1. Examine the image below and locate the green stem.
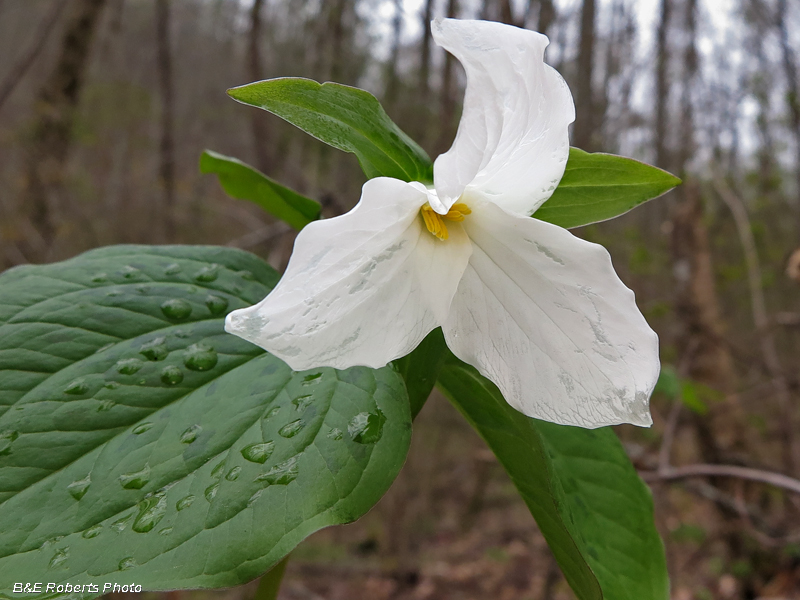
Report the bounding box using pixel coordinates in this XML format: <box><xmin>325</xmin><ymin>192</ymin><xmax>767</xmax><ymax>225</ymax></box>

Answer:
<box><xmin>253</xmin><ymin>555</ymin><xmax>289</xmax><ymax>600</ymax></box>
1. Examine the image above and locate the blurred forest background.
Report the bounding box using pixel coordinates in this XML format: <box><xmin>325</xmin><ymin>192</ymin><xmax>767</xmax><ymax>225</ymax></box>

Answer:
<box><xmin>2</xmin><ymin>0</ymin><xmax>800</xmax><ymax>598</ymax></box>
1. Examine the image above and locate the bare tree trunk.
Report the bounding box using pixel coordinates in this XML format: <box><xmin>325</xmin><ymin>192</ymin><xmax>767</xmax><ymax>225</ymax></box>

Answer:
<box><xmin>21</xmin><ymin>0</ymin><xmax>107</xmax><ymax>261</ymax></box>
<box><xmin>676</xmin><ymin>0</ymin><xmax>698</xmax><ymax>172</ymax></box>
<box><xmin>673</xmin><ymin>0</ymin><xmax>741</xmax><ymax>452</ymax></box>
<box><xmin>155</xmin><ymin>0</ymin><xmax>175</xmax><ymax>242</ymax></box>
<box><xmin>0</xmin><ymin>0</ymin><xmax>68</xmax><ymax>112</ymax></box>
<box><xmin>597</xmin><ymin>0</ymin><xmax>625</xmax><ymax>148</ymax></box>
<box><xmin>777</xmin><ymin>0</ymin><xmax>800</xmax><ymax>238</ymax></box>
<box><xmin>327</xmin><ymin>0</ymin><xmax>347</xmax><ymax>82</ymax></box>
<box><xmin>248</xmin><ymin>0</ymin><xmax>271</xmax><ymax>173</ymax></box>
<box><xmin>384</xmin><ymin>0</ymin><xmax>403</xmax><ymax>108</ymax></box>
<box><xmin>573</xmin><ymin>0</ymin><xmax>596</xmax><ymax>150</ymax></box>
<box><xmin>498</xmin><ymin>0</ymin><xmax>514</xmax><ymax>25</ymax></box>
<box><xmin>419</xmin><ymin>0</ymin><xmax>434</xmax><ymax>102</ymax></box>
<box><xmin>538</xmin><ymin>0</ymin><xmax>555</xmax><ymax>37</ymax></box>
<box><xmin>436</xmin><ymin>0</ymin><xmax>459</xmax><ymax>156</ymax></box>
<box><xmin>671</xmin><ymin>183</ymin><xmax>743</xmax><ymax>457</ymax></box>
<box><xmin>654</xmin><ymin>0</ymin><xmax>672</xmax><ymax>170</ymax></box>
<box><xmin>749</xmin><ymin>2</ymin><xmax>776</xmax><ymax>198</ymax></box>
<box><xmin>524</xmin><ymin>0</ymin><xmax>555</xmax><ymax>36</ymax></box>
<box><xmin>713</xmin><ymin>177</ymin><xmax>796</xmax><ymax>473</ymax></box>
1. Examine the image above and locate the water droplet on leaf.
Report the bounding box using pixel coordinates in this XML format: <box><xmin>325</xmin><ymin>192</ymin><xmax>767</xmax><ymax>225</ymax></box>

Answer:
<box><xmin>161</xmin><ymin>365</ymin><xmax>184</xmax><ymax>385</ymax></box>
<box><xmin>82</xmin><ymin>524</ymin><xmax>103</xmax><ymax>539</ymax></box>
<box><xmin>111</xmin><ymin>514</ymin><xmax>132</xmax><ymax>533</ymax></box>
<box><xmin>204</xmin><ymin>483</ymin><xmax>219</xmax><ymax>502</ymax></box>
<box><xmin>140</xmin><ymin>337</ymin><xmax>168</xmax><ymax>361</ymax></box>
<box><xmin>238</xmin><ymin>270</ymin><xmax>256</xmax><ymax>281</ymax></box>
<box><xmin>194</xmin><ymin>265</ymin><xmax>220</xmax><ymax>282</ymax></box>
<box><xmin>97</xmin><ymin>399</ymin><xmax>115</xmax><ymax>412</ymax></box>
<box><xmin>348</xmin><ymin>410</ymin><xmax>386</xmax><ymax>444</ymax></box>
<box><xmin>241</xmin><ymin>442</ymin><xmax>274</xmax><ymax>464</ymax></box>
<box><xmin>292</xmin><ymin>395</ymin><xmax>314</xmax><ymax>412</ymax></box>
<box><xmin>264</xmin><ymin>406</ymin><xmax>281</xmax><ymax>420</ymax></box>
<box><xmin>205</xmin><ymin>294</ymin><xmax>229</xmax><ymax>315</ymax></box>
<box><xmin>119</xmin><ymin>265</ymin><xmax>141</xmax><ymax>279</ymax></box>
<box><xmin>211</xmin><ymin>461</ymin><xmax>225</xmax><ymax>479</ymax></box>
<box><xmin>0</xmin><ymin>430</ymin><xmax>19</xmax><ymax>455</ymax></box>
<box><xmin>132</xmin><ymin>422</ymin><xmax>154</xmax><ymax>435</ymax></box>
<box><xmin>91</xmin><ymin>273</ymin><xmax>107</xmax><ymax>283</ymax></box>
<box><xmin>160</xmin><ymin>298</ymin><xmax>192</xmax><ymax>320</ymax></box>
<box><xmin>67</xmin><ymin>474</ymin><xmax>91</xmax><ymax>500</ymax></box>
<box><xmin>63</xmin><ymin>378</ymin><xmax>90</xmax><ymax>395</ymax></box>
<box><xmin>278</xmin><ymin>419</ymin><xmax>305</xmax><ymax>438</ymax></box>
<box><xmin>49</xmin><ymin>548</ymin><xmax>69</xmax><ymax>569</ymax></box>
<box><xmin>159</xmin><ymin>527</ymin><xmax>173</xmax><ymax>536</ymax></box>
<box><xmin>183</xmin><ymin>343</ymin><xmax>218</xmax><ymax>371</ymax></box>
<box><xmin>327</xmin><ymin>428</ymin><xmax>343</xmax><ymax>441</ymax></box>
<box><xmin>40</xmin><ymin>535</ymin><xmax>64</xmax><ymax>550</ymax></box>
<box><xmin>225</xmin><ymin>466</ymin><xmax>241</xmax><ymax>481</ymax></box>
<box><xmin>119</xmin><ymin>464</ymin><xmax>150</xmax><ymax>489</ymax></box>
<box><xmin>176</xmin><ymin>495</ymin><xmax>195</xmax><ymax>511</ymax></box>
<box><xmin>132</xmin><ymin>493</ymin><xmax>167</xmax><ymax>533</ymax></box>
<box><xmin>119</xmin><ymin>556</ymin><xmax>137</xmax><ymax>571</ymax></box>
<box><xmin>116</xmin><ymin>358</ymin><xmax>143</xmax><ymax>375</ymax></box>
<box><xmin>180</xmin><ymin>424</ymin><xmax>201</xmax><ymax>444</ymax></box>
<box><xmin>256</xmin><ymin>456</ymin><xmax>299</xmax><ymax>486</ymax></box>
<box><xmin>104</xmin><ymin>381</ymin><xmax>120</xmax><ymax>390</ymax></box>
<box><xmin>163</xmin><ymin>263</ymin><xmax>182</xmax><ymax>275</ymax></box>
<box><xmin>301</xmin><ymin>372</ymin><xmax>323</xmax><ymax>386</ymax></box>
<box><xmin>247</xmin><ymin>489</ymin><xmax>262</xmax><ymax>507</ymax></box>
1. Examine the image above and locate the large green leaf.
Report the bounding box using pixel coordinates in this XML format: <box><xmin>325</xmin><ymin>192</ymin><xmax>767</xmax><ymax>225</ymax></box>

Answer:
<box><xmin>227</xmin><ymin>78</ymin><xmax>433</xmax><ymax>183</ymax></box>
<box><xmin>200</xmin><ymin>150</ymin><xmax>321</xmax><ymax>230</ymax></box>
<box><xmin>0</xmin><ymin>246</ymin><xmax>411</xmax><ymax>594</ymax></box>
<box><xmin>437</xmin><ymin>356</ymin><xmax>669</xmax><ymax>600</ymax></box>
<box><xmin>534</xmin><ymin>148</ymin><xmax>680</xmax><ymax>229</ymax></box>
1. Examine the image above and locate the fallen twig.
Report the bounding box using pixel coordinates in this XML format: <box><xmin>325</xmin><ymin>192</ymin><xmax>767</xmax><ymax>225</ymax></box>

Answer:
<box><xmin>641</xmin><ymin>464</ymin><xmax>800</xmax><ymax>495</ymax></box>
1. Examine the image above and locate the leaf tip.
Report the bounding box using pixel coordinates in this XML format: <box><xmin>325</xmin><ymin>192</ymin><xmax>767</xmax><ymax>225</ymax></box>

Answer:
<box><xmin>226</xmin><ymin>85</ymin><xmax>247</xmax><ymax>103</ymax></box>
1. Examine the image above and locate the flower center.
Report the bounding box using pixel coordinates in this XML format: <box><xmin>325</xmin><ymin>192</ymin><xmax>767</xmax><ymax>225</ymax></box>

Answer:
<box><xmin>420</xmin><ymin>202</ymin><xmax>471</xmax><ymax>241</ymax></box>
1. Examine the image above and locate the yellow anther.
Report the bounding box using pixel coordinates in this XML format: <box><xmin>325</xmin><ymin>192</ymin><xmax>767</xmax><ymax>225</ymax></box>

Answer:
<box><xmin>443</xmin><ymin>203</ymin><xmax>472</xmax><ymax>222</ymax></box>
<box><xmin>420</xmin><ymin>202</ymin><xmax>471</xmax><ymax>241</ymax></box>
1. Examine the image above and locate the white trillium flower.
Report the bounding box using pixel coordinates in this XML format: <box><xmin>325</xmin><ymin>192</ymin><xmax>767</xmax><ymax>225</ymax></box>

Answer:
<box><xmin>226</xmin><ymin>18</ymin><xmax>659</xmax><ymax>429</ymax></box>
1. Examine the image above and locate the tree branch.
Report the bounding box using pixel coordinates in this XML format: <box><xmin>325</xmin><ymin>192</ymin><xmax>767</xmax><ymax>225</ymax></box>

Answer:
<box><xmin>641</xmin><ymin>464</ymin><xmax>800</xmax><ymax>495</ymax></box>
<box><xmin>0</xmin><ymin>0</ymin><xmax>68</xmax><ymax>111</ymax></box>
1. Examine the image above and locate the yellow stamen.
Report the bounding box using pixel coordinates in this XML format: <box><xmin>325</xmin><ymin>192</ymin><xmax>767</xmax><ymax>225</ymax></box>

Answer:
<box><xmin>420</xmin><ymin>202</ymin><xmax>471</xmax><ymax>240</ymax></box>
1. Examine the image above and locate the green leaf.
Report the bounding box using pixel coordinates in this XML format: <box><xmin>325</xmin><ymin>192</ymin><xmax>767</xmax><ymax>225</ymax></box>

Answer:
<box><xmin>0</xmin><ymin>246</ymin><xmax>411</xmax><ymax>594</ymax></box>
<box><xmin>534</xmin><ymin>148</ymin><xmax>681</xmax><ymax>229</ymax></box>
<box><xmin>200</xmin><ymin>150</ymin><xmax>320</xmax><ymax>230</ymax></box>
<box><xmin>227</xmin><ymin>78</ymin><xmax>433</xmax><ymax>182</ymax></box>
<box><xmin>437</xmin><ymin>356</ymin><xmax>669</xmax><ymax>600</ymax></box>
<box><xmin>392</xmin><ymin>328</ymin><xmax>447</xmax><ymax>420</ymax></box>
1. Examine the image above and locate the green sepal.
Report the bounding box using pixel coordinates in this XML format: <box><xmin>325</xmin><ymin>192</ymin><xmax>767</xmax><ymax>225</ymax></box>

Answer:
<box><xmin>534</xmin><ymin>148</ymin><xmax>681</xmax><ymax>229</ymax></box>
<box><xmin>200</xmin><ymin>150</ymin><xmax>321</xmax><ymax>230</ymax></box>
<box><xmin>227</xmin><ymin>78</ymin><xmax>433</xmax><ymax>183</ymax></box>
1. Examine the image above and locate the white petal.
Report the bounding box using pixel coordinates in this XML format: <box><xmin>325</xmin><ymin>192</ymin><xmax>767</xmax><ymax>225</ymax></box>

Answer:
<box><xmin>431</xmin><ymin>19</ymin><xmax>575</xmax><ymax>216</ymax></box>
<box><xmin>442</xmin><ymin>201</ymin><xmax>659</xmax><ymax>428</ymax></box>
<box><xmin>225</xmin><ymin>178</ymin><xmax>472</xmax><ymax>371</ymax></box>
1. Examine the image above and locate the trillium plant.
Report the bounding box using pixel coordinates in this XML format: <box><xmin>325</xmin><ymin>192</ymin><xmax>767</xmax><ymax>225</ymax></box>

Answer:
<box><xmin>0</xmin><ymin>19</ymin><xmax>679</xmax><ymax>600</ymax></box>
